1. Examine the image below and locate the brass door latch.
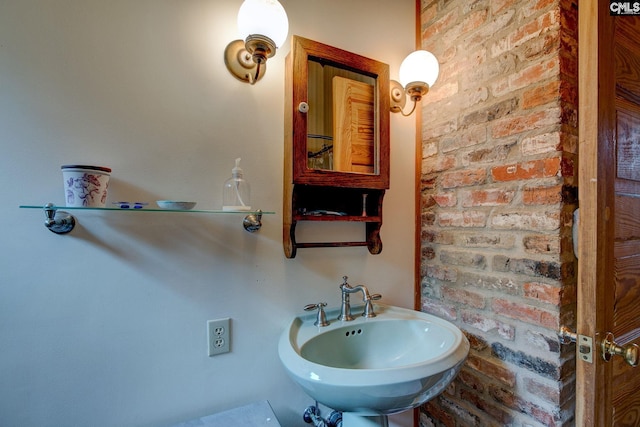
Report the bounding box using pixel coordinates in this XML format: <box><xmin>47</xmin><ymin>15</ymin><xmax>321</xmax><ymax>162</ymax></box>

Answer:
<box><xmin>559</xmin><ymin>326</ymin><xmax>639</xmax><ymax>367</ymax></box>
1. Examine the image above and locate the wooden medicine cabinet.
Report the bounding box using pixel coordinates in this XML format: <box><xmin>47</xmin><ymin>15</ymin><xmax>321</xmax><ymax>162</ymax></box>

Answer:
<box><xmin>283</xmin><ymin>35</ymin><xmax>390</xmax><ymax>258</ymax></box>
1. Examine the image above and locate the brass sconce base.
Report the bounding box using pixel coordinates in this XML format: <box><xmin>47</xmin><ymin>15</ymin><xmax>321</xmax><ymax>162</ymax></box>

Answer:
<box><xmin>390</xmin><ymin>80</ymin><xmax>407</xmax><ymax>113</ymax></box>
<box><xmin>224</xmin><ymin>39</ymin><xmax>267</xmax><ymax>84</ymax></box>
<box><xmin>390</xmin><ymin>80</ymin><xmax>429</xmax><ymax>116</ymax></box>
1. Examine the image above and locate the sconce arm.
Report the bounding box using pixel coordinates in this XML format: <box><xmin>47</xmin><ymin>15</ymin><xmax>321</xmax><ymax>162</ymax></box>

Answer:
<box><xmin>390</xmin><ymin>79</ymin><xmax>429</xmax><ymax>116</ymax></box>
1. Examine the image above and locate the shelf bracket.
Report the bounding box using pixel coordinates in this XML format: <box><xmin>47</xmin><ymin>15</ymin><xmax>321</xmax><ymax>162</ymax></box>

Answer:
<box><xmin>43</xmin><ymin>203</ymin><xmax>76</xmax><ymax>234</ymax></box>
<box><xmin>242</xmin><ymin>209</ymin><xmax>263</xmax><ymax>233</ymax></box>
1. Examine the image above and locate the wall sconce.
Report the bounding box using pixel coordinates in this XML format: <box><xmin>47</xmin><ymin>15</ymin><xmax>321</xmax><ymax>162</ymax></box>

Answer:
<box><xmin>390</xmin><ymin>50</ymin><xmax>439</xmax><ymax>116</ymax></box>
<box><xmin>224</xmin><ymin>0</ymin><xmax>289</xmax><ymax>84</ymax></box>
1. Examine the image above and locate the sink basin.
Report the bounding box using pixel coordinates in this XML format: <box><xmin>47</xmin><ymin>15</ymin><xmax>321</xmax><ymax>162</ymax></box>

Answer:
<box><xmin>278</xmin><ymin>304</ymin><xmax>469</xmax><ymax>417</ymax></box>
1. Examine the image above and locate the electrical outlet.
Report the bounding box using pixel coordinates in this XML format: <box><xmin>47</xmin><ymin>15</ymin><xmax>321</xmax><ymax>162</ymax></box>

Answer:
<box><xmin>207</xmin><ymin>318</ymin><xmax>231</xmax><ymax>356</ymax></box>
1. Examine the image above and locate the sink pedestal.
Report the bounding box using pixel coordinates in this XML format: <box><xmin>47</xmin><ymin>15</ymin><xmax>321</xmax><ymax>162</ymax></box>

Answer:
<box><xmin>342</xmin><ymin>413</ymin><xmax>388</xmax><ymax>427</ymax></box>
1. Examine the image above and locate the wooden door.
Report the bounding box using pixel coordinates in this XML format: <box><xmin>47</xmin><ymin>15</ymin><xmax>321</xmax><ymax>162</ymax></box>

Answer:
<box><xmin>577</xmin><ymin>3</ymin><xmax>640</xmax><ymax>425</ymax></box>
<box><xmin>333</xmin><ymin>76</ymin><xmax>375</xmax><ymax>174</ymax></box>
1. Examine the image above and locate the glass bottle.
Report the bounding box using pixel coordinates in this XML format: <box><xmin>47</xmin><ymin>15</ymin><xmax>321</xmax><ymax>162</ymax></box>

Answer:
<box><xmin>222</xmin><ymin>158</ymin><xmax>251</xmax><ymax>211</ymax></box>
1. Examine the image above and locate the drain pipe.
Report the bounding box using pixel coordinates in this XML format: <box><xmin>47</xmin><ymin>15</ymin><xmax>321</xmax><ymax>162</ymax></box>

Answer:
<box><xmin>303</xmin><ymin>404</ymin><xmax>342</xmax><ymax>427</ymax></box>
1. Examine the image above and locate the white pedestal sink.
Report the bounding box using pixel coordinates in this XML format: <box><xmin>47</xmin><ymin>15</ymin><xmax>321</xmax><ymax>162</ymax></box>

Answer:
<box><xmin>278</xmin><ymin>304</ymin><xmax>469</xmax><ymax>427</ymax></box>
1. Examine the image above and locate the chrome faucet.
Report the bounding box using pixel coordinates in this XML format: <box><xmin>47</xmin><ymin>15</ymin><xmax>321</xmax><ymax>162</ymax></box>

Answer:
<box><xmin>337</xmin><ymin>276</ymin><xmax>381</xmax><ymax>321</ymax></box>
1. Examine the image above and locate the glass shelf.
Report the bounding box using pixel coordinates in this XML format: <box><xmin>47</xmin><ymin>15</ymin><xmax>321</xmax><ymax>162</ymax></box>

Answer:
<box><xmin>20</xmin><ymin>203</ymin><xmax>273</xmax><ymax>234</ymax></box>
<box><xmin>19</xmin><ymin>205</ymin><xmax>274</xmax><ymax>214</ymax></box>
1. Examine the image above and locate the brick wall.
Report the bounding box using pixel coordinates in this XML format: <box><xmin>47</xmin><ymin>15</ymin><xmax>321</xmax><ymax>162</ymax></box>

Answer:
<box><xmin>418</xmin><ymin>0</ymin><xmax>578</xmax><ymax>426</ymax></box>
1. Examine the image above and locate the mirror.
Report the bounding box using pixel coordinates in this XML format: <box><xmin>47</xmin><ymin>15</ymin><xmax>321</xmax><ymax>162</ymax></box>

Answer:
<box><xmin>285</xmin><ymin>35</ymin><xmax>390</xmax><ymax>189</ymax></box>
<box><xmin>307</xmin><ymin>59</ymin><xmax>377</xmax><ymax>174</ymax></box>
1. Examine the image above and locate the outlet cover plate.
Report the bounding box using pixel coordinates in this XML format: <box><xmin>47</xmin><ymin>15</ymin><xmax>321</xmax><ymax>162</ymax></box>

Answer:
<box><xmin>207</xmin><ymin>318</ymin><xmax>231</xmax><ymax>356</ymax></box>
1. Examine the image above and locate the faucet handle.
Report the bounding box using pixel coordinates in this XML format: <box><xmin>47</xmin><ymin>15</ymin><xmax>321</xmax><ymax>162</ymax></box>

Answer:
<box><xmin>362</xmin><ymin>294</ymin><xmax>382</xmax><ymax>318</ymax></box>
<box><xmin>304</xmin><ymin>302</ymin><xmax>329</xmax><ymax>327</ymax></box>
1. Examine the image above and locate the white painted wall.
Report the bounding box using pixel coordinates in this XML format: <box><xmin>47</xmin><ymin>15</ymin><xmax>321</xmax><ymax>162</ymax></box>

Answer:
<box><xmin>0</xmin><ymin>1</ymin><xmax>416</xmax><ymax>426</ymax></box>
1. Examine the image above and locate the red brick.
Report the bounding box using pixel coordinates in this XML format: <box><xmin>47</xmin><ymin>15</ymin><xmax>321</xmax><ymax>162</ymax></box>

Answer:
<box><xmin>525</xmin><ymin>375</ymin><xmax>576</xmax><ymax>406</ymax></box>
<box><xmin>465</xmin><ymin>331</ymin><xmax>489</xmax><ymax>351</ymax></box>
<box><xmin>523</xmin><ymin>282</ymin><xmax>563</xmax><ymax>305</ymax></box>
<box><xmin>561</xmin><ymin>155</ymin><xmax>575</xmax><ymax>177</ymax></box>
<box><xmin>423</xmin><ymin>155</ymin><xmax>456</xmax><ymax>174</ymax></box>
<box><xmin>422</xmin><ymin>119</ymin><xmax>456</xmax><ymax>140</ymax></box>
<box><xmin>422</xmin><ymin>298</ymin><xmax>457</xmax><ymax>320</ymax></box>
<box><xmin>442</xmin><ymin>125</ymin><xmax>487</xmax><ymax>152</ymax></box>
<box><xmin>425</xmin><ymin>81</ymin><xmax>459</xmax><ymax>103</ymax></box>
<box><xmin>442</xmin><ymin>286</ymin><xmax>486</xmax><ymax>308</ymax></box>
<box><xmin>422</xmin><ymin>246</ymin><xmax>436</xmax><ymax>260</ymax></box>
<box><xmin>422</xmin><ymin>194</ymin><xmax>437</xmax><ymax>209</ymax></box>
<box><xmin>525</xmin><ymin>329</ymin><xmax>561</xmax><ymax>352</ymax></box>
<box><xmin>559</xmin><ymin>132</ymin><xmax>578</xmax><ymax>154</ymax></box>
<box><xmin>523</xmin><ymin>235</ymin><xmax>561</xmax><ymax>254</ymax></box>
<box><xmin>489</xmin><ymin>385</ymin><xmax>563</xmax><ymax>427</ymax></box>
<box><xmin>422</xmin><ymin>400</ymin><xmax>455</xmax><ymax>427</ymax></box>
<box><xmin>510</xmin><ymin>58</ymin><xmax>559</xmax><ymax>90</ymax></box>
<box><xmin>461</xmin><ymin>188</ymin><xmax>515</xmax><ymax>207</ymax></box>
<box><xmin>490</xmin><ymin>210</ymin><xmax>560</xmax><ymax>231</ymax></box>
<box><xmin>457</xmin><ymin>368</ymin><xmax>486</xmax><ymax>393</ymax></box>
<box><xmin>466</xmin><ymin>354</ymin><xmax>516</xmax><ymax>387</ymax></box>
<box><xmin>461</xmin><ymin>310</ymin><xmax>515</xmax><ymax>340</ymax></box>
<box><xmin>492</xmin><ymin>0</ymin><xmax>517</xmax><ymax>14</ymax></box>
<box><xmin>421</xmin><ymin>210</ymin><xmax>435</xmax><ymax>226</ymax></box>
<box><xmin>523</xmin><ymin>80</ymin><xmax>560</xmax><ymax>109</ymax></box>
<box><xmin>439</xmin><ymin>210</ymin><xmax>487</xmax><ymax>227</ymax></box>
<box><xmin>462</xmin><ymin>233</ymin><xmax>516</xmax><ymax>249</ymax></box>
<box><xmin>441</xmin><ymin>168</ymin><xmax>487</xmax><ymax>188</ymax></box>
<box><xmin>464</xmin><ymin>143</ymin><xmax>513</xmax><ymax>164</ymax></box>
<box><xmin>460</xmin><ymin>389</ymin><xmax>514</xmax><ymax>425</ymax></box>
<box><xmin>523</xmin><ymin>184</ymin><xmax>563</xmax><ymax>205</ymax></box>
<box><xmin>491</xmin><ymin>108</ymin><xmax>560</xmax><ymax>138</ymax></box>
<box><xmin>440</xmin><ymin>250</ymin><xmax>487</xmax><ymax>269</ymax></box>
<box><xmin>422</xmin><ymin>9</ymin><xmax>459</xmax><ymax>47</ymax></box>
<box><xmin>432</xmin><ymin>192</ymin><xmax>457</xmax><ymax>207</ymax></box>
<box><xmin>425</xmin><ymin>265</ymin><xmax>458</xmax><ymax>282</ymax></box>
<box><xmin>462</xmin><ymin>9</ymin><xmax>489</xmax><ymax>34</ymax></box>
<box><xmin>491</xmin><ymin>157</ymin><xmax>561</xmax><ymax>181</ymax></box>
<box><xmin>511</xmin><ymin>10</ymin><xmax>560</xmax><ymax>49</ymax></box>
<box><xmin>492</xmin><ymin>298</ymin><xmax>559</xmax><ymax>329</ymax></box>
<box><xmin>524</xmin><ymin>377</ymin><xmax>561</xmax><ymax>405</ymax></box>
<box><xmin>421</xmin><ymin>229</ymin><xmax>455</xmax><ymax>245</ymax></box>
<box><xmin>420</xmin><ymin>1</ymin><xmax>437</xmax><ymax>25</ymax></box>
<box><xmin>521</xmin><ymin>132</ymin><xmax>562</xmax><ymax>155</ymax></box>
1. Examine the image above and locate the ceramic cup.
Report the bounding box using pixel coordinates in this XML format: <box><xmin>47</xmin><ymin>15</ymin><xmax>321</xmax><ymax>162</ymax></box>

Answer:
<box><xmin>61</xmin><ymin>165</ymin><xmax>112</xmax><ymax>207</ymax></box>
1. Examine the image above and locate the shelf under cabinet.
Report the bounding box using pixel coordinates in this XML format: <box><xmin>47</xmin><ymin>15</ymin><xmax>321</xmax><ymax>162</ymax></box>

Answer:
<box><xmin>284</xmin><ymin>186</ymin><xmax>384</xmax><ymax>258</ymax></box>
<box><xmin>293</xmin><ymin>214</ymin><xmax>382</xmax><ymax>222</ymax></box>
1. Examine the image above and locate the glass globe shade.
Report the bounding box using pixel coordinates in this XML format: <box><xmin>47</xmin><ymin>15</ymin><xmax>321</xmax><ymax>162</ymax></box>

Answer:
<box><xmin>237</xmin><ymin>0</ymin><xmax>289</xmax><ymax>48</ymax></box>
<box><xmin>398</xmin><ymin>50</ymin><xmax>440</xmax><ymax>88</ymax></box>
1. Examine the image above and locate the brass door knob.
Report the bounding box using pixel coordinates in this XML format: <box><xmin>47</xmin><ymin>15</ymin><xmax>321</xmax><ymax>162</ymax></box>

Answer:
<box><xmin>601</xmin><ymin>332</ymin><xmax>639</xmax><ymax>367</ymax></box>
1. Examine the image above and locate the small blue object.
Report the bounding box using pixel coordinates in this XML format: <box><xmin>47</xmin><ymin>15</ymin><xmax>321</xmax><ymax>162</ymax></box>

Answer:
<box><xmin>112</xmin><ymin>202</ymin><xmax>148</xmax><ymax>209</ymax></box>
